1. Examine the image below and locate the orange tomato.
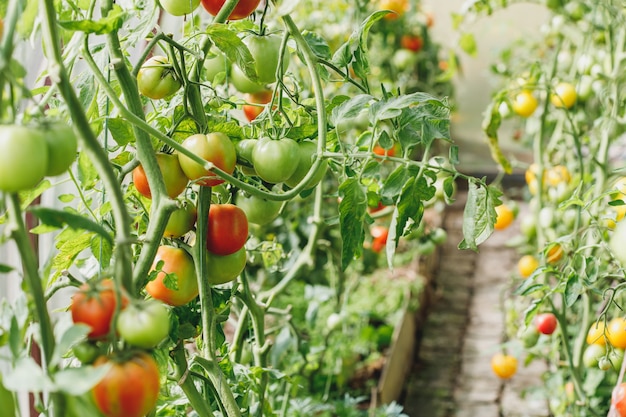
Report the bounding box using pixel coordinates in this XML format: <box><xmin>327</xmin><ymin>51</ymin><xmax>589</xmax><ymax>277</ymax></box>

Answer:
<box><xmin>491</xmin><ymin>353</ymin><xmax>517</xmax><ymax>379</ymax></box>
<box><xmin>494</xmin><ymin>204</ymin><xmax>515</xmax><ymax>230</ymax></box>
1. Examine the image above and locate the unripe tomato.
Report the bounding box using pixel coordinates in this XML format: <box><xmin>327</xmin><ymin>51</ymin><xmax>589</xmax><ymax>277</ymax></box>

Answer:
<box><xmin>92</xmin><ymin>353</ymin><xmax>160</xmax><ymax>417</ymax></box>
<box><xmin>159</xmin><ymin>0</ymin><xmax>201</xmax><ymax>15</ymax></box>
<box><xmin>146</xmin><ymin>246</ymin><xmax>198</xmax><ymax>306</ymax></box>
<box><xmin>71</xmin><ymin>279</ymin><xmax>128</xmax><ymax>339</ymax></box>
<box><xmin>252</xmin><ymin>137</ymin><xmax>300</xmax><ymax>184</ymax></box>
<box><xmin>494</xmin><ymin>204</ymin><xmax>515</xmax><ymax>230</ymax></box>
<box><xmin>608</xmin><ymin>317</ymin><xmax>626</xmax><ymax>349</ymax></box>
<box><xmin>242</xmin><ymin>90</ymin><xmax>272</xmax><ymax>122</ymax></box>
<box><xmin>41</xmin><ymin>123</ymin><xmax>78</xmax><ymax>177</ymax></box>
<box><xmin>207</xmin><ymin>204</ymin><xmax>248</xmax><ymax>256</ymax></box>
<box><xmin>207</xmin><ymin>247</ymin><xmax>247</xmax><ymax>285</ymax></box>
<box><xmin>178</xmin><ymin>132</ymin><xmax>237</xmax><ymax>187</ymax></box>
<box><xmin>612</xmin><ymin>382</ymin><xmax>626</xmax><ymax>417</ymax></box>
<box><xmin>204</xmin><ymin>50</ymin><xmax>229</xmax><ymax>85</ymax></box>
<box><xmin>230</xmin><ymin>65</ymin><xmax>266</xmax><ymax>94</ymax></box>
<box><xmin>236</xmin><ymin>192</ymin><xmax>282</xmax><ymax>226</ymax></box>
<box><xmin>490</xmin><ymin>353</ymin><xmax>517</xmax><ymax>379</ymax></box>
<box><xmin>284</xmin><ymin>140</ymin><xmax>328</xmax><ymax>189</ymax></box>
<box><xmin>72</xmin><ymin>341</ymin><xmax>101</xmax><ymax>365</ymax></box>
<box><xmin>583</xmin><ymin>344</ymin><xmax>606</xmax><ymax>368</ymax></box>
<box><xmin>117</xmin><ymin>301</ymin><xmax>171</xmax><ymax>349</ymax></box>
<box><xmin>535</xmin><ymin>313</ymin><xmax>557</xmax><ymax>335</ymax></box>
<box><xmin>164</xmin><ymin>200</ymin><xmax>197</xmax><ymax>238</ymax></box>
<box><xmin>517</xmin><ymin>255</ymin><xmax>539</xmax><ymax>278</ymax></box>
<box><xmin>520</xmin><ymin>325</ymin><xmax>540</xmax><ymax>348</ymax></box>
<box><xmin>137</xmin><ymin>56</ymin><xmax>181</xmax><ymax>100</ymax></box>
<box><xmin>587</xmin><ymin>321</ymin><xmax>607</xmax><ymax>346</ymax></box>
<box><xmin>511</xmin><ymin>90</ymin><xmax>538</xmax><ymax>118</ymax></box>
<box><xmin>244</xmin><ymin>33</ymin><xmax>289</xmax><ymax>85</ymax></box>
<box><xmin>550</xmin><ymin>82</ymin><xmax>577</xmax><ymax>109</ymax></box>
<box><xmin>0</xmin><ymin>125</ymin><xmax>48</xmax><ymax>192</ymax></box>
<box><xmin>200</xmin><ymin>0</ymin><xmax>260</xmax><ymax>20</ymax></box>
<box><xmin>133</xmin><ymin>153</ymin><xmax>188</xmax><ymax>199</ymax></box>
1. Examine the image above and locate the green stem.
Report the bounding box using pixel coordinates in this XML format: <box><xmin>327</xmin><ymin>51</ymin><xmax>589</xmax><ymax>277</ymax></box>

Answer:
<box><xmin>171</xmin><ymin>346</ymin><xmax>214</xmax><ymax>417</ymax></box>
<box><xmin>193</xmin><ymin>357</ymin><xmax>242</xmax><ymax>417</ymax></box>
<box><xmin>40</xmin><ymin>0</ymin><xmax>133</xmax><ymax>291</ymax></box>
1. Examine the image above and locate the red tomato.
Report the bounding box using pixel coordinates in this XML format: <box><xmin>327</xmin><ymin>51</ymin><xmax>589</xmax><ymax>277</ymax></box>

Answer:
<box><xmin>207</xmin><ymin>204</ymin><xmax>248</xmax><ymax>256</ymax></box>
<box><xmin>92</xmin><ymin>353</ymin><xmax>160</xmax><ymax>417</ymax></box>
<box><xmin>371</xmin><ymin>225</ymin><xmax>389</xmax><ymax>253</ymax></box>
<box><xmin>200</xmin><ymin>0</ymin><xmax>260</xmax><ymax>20</ymax></box>
<box><xmin>400</xmin><ymin>34</ymin><xmax>423</xmax><ymax>52</ymax></box>
<box><xmin>133</xmin><ymin>153</ymin><xmax>188</xmax><ymax>199</ymax></box>
<box><xmin>535</xmin><ymin>313</ymin><xmax>558</xmax><ymax>335</ymax></box>
<box><xmin>146</xmin><ymin>246</ymin><xmax>198</xmax><ymax>306</ymax></box>
<box><xmin>613</xmin><ymin>382</ymin><xmax>626</xmax><ymax>417</ymax></box>
<box><xmin>70</xmin><ymin>279</ymin><xmax>128</xmax><ymax>339</ymax></box>
<box><xmin>242</xmin><ymin>90</ymin><xmax>272</xmax><ymax>122</ymax></box>
<box><xmin>373</xmin><ymin>144</ymin><xmax>397</xmax><ymax>157</ymax></box>
<box><xmin>178</xmin><ymin>132</ymin><xmax>237</xmax><ymax>187</ymax></box>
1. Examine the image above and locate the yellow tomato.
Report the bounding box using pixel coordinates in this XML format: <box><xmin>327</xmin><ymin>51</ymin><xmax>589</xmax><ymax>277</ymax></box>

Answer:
<box><xmin>517</xmin><ymin>255</ymin><xmax>539</xmax><ymax>278</ymax></box>
<box><xmin>494</xmin><ymin>204</ymin><xmax>515</xmax><ymax>230</ymax></box>
<box><xmin>550</xmin><ymin>82</ymin><xmax>577</xmax><ymax>109</ymax></box>
<box><xmin>545</xmin><ymin>165</ymin><xmax>571</xmax><ymax>186</ymax></box>
<box><xmin>379</xmin><ymin>0</ymin><xmax>408</xmax><ymax>19</ymax></box>
<box><xmin>511</xmin><ymin>90</ymin><xmax>538</xmax><ymax>118</ymax></box>
<box><xmin>608</xmin><ymin>317</ymin><xmax>626</xmax><ymax>349</ymax></box>
<box><xmin>491</xmin><ymin>353</ymin><xmax>517</xmax><ymax>379</ymax></box>
<box><xmin>545</xmin><ymin>243</ymin><xmax>564</xmax><ymax>264</ymax></box>
<box><xmin>587</xmin><ymin>321</ymin><xmax>606</xmax><ymax>346</ymax></box>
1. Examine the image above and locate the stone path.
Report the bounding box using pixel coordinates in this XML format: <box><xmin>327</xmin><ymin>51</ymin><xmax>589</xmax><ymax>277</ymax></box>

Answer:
<box><xmin>402</xmin><ymin>196</ymin><xmax>550</xmax><ymax>417</ymax></box>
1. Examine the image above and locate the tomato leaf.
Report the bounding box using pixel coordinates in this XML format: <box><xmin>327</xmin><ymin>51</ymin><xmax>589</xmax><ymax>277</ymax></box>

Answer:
<box><xmin>458</xmin><ymin>180</ymin><xmax>502</xmax><ymax>251</ymax></box>
<box><xmin>52</xmin><ymin>230</ymin><xmax>94</xmax><ymax>281</ymax></box>
<box><xmin>338</xmin><ymin>178</ymin><xmax>367</xmax><ymax>270</ymax></box>
<box><xmin>28</xmin><ymin>207</ymin><xmax>113</xmax><ymax>244</ymax></box>
<box><xmin>90</xmin><ymin>235</ymin><xmax>112</xmax><ymax>270</ymax></box>
<box><xmin>380</xmin><ymin>165</ymin><xmax>420</xmax><ymax>201</ymax></box>
<box><xmin>53</xmin><ymin>365</ymin><xmax>111</xmax><ymax>395</ymax></box>
<box><xmin>0</xmin><ymin>263</ymin><xmax>13</xmax><ymax>273</ymax></box>
<box><xmin>58</xmin><ymin>6</ymin><xmax>126</xmax><ymax>35</ymax></box>
<box><xmin>3</xmin><ymin>358</ymin><xmax>51</xmax><ymax>392</ymax></box>
<box><xmin>106</xmin><ymin>117</ymin><xmax>133</xmax><ymax>146</ymax></box>
<box><xmin>330</xmin><ymin>94</ymin><xmax>373</xmax><ymax>126</ymax></box>
<box><xmin>565</xmin><ymin>273</ymin><xmax>583</xmax><ymax>307</ymax></box>
<box><xmin>206</xmin><ymin>24</ymin><xmax>257</xmax><ymax>81</ymax></box>
<box><xmin>302</xmin><ymin>30</ymin><xmax>332</xmax><ymax>61</ymax></box>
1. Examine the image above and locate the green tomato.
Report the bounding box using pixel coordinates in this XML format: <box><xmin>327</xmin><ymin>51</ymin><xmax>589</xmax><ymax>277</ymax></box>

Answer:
<box><xmin>244</xmin><ymin>33</ymin><xmax>289</xmax><ymax>85</ymax></box>
<box><xmin>284</xmin><ymin>140</ymin><xmax>328</xmax><ymax>189</ymax></box>
<box><xmin>203</xmin><ymin>50</ymin><xmax>229</xmax><ymax>85</ymax></box>
<box><xmin>520</xmin><ymin>325</ymin><xmax>540</xmax><ymax>348</ymax></box>
<box><xmin>230</xmin><ymin>64</ymin><xmax>266</xmax><ymax>94</ymax></box>
<box><xmin>117</xmin><ymin>301</ymin><xmax>171</xmax><ymax>349</ymax></box>
<box><xmin>429</xmin><ymin>228</ymin><xmax>448</xmax><ymax>245</ymax></box>
<box><xmin>41</xmin><ymin>123</ymin><xmax>78</xmax><ymax>177</ymax></box>
<box><xmin>137</xmin><ymin>56</ymin><xmax>182</xmax><ymax>100</ymax></box>
<box><xmin>159</xmin><ymin>0</ymin><xmax>201</xmax><ymax>15</ymax></box>
<box><xmin>610</xmin><ymin>349</ymin><xmax>625</xmax><ymax>371</ymax></box>
<box><xmin>392</xmin><ymin>49</ymin><xmax>417</xmax><ymax>71</ymax></box>
<box><xmin>164</xmin><ymin>200</ymin><xmax>197</xmax><ymax>238</ymax></box>
<box><xmin>72</xmin><ymin>341</ymin><xmax>101</xmax><ymax>364</ymax></box>
<box><xmin>582</xmin><ymin>344</ymin><xmax>605</xmax><ymax>368</ymax></box>
<box><xmin>251</xmin><ymin>137</ymin><xmax>300</xmax><ymax>184</ymax></box>
<box><xmin>0</xmin><ymin>125</ymin><xmax>48</xmax><ymax>192</ymax></box>
<box><xmin>207</xmin><ymin>247</ymin><xmax>247</xmax><ymax>285</ymax></box>
<box><xmin>236</xmin><ymin>192</ymin><xmax>282</xmax><ymax>226</ymax></box>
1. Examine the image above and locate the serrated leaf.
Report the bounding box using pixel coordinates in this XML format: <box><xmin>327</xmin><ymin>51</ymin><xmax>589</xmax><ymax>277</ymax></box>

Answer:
<box><xmin>302</xmin><ymin>30</ymin><xmax>331</xmax><ymax>60</ymax></box>
<box><xmin>58</xmin><ymin>5</ymin><xmax>126</xmax><ymax>35</ymax></box>
<box><xmin>90</xmin><ymin>235</ymin><xmax>112</xmax><ymax>269</ymax></box>
<box><xmin>28</xmin><ymin>207</ymin><xmax>113</xmax><ymax>244</ymax></box>
<box><xmin>330</xmin><ymin>94</ymin><xmax>373</xmax><ymax>126</ymax></box>
<box><xmin>458</xmin><ymin>181</ymin><xmax>502</xmax><ymax>250</ymax></box>
<box><xmin>565</xmin><ymin>274</ymin><xmax>583</xmax><ymax>307</ymax></box>
<box><xmin>338</xmin><ymin>178</ymin><xmax>367</xmax><ymax>270</ymax></box>
<box><xmin>52</xmin><ymin>230</ymin><xmax>94</xmax><ymax>281</ymax></box>
<box><xmin>380</xmin><ymin>165</ymin><xmax>420</xmax><ymax>201</ymax></box>
<box><xmin>106</xmin><ymin>117</ymin><xmax>133</xmax><ymax>146</ymax></box>
<box><xmin>207</xmin><ymin>24</ymin><xmax>257</xmax><ymax>81</ymax></box>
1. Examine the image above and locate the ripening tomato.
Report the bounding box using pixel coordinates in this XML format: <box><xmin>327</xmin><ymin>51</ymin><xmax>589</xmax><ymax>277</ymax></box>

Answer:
<box><xmin>545</xmin><ymin>243</ymin><xmax>564</xmax><ymax>264</ymax></box>
<box><xmin>0</xmin><ymin>125</ymin><xmax>48</xmax><ymax>192</ymax></box>
<box><xmin>116</xmin><ymin>300</ymin><xmax>171</xmax><ymax>349</ymax></box>
<box><xmin>252</xmin><ymin>137</ymin><xmax>300</xmax><ymax>183</ymax></box>
<box><xmin>242</xmin><ymin>90</ymin><xmax>272</xmax><ymax>122</ymax></box>
<box><xmin>491</xmin><ymin>353</ymin><xmax>517</xmax><ymax>379</ymax></box>
<box><xmin>207</xmin><ymin>204</ymin><xmax>248</xmax><ymax>256</ymax></box>
<box><xmin>41</xmin><ymin>122</ymin><xmax>78</xmax><ymax>177</ymax></box>
<box><xmin>511</xmin><ymin>90</ymin><xmax>538</xmax><ymax>118</ymax></box>
<box><xmin>371</xmin><ymin>225</ymin><xmax>389</xmax><ymax>253</ymax></box>
<box><xmin>284</xmin><ymin>140</ymin><xmax>328</xmax><ymax>189</ymax></box>
<box><xmin>92</xmin><ymin>353</ymin><xmax>160</xmax><ymax>417</ymax></box>
<box><xmin>137</xmin><ymin>56</ymin><xmax>181</xmax><ymax>100</ymax></box>
<box><xmin>550</xmin><ymin>82</ymin><xmax>577</xmax><ymax>109</ymax></box>
<box><xmin>133</xmin><ymin>153</ymin><xmax>188</xmax><ymax>199</ymax></box>
<box><xmin>71</xmin><ymin>279</ymin><xmax>128</xmax><ymax>339</ymax></box>
<box><xmin>200</xmin><ymin>0</ymin><xmax>260</xmax><ymax>20</ymax></box>
<box><xmin>146</xmin><ymin>246</ymin><xmax>198</xmax><ymax>306</ymax></box>
<box><xmin>535</xmin><ymin>313</ymin><xmax>558</xmax><ymax>335</ymax></box>
<box><xmin>207</xmin><ymin>247</ymin><xmax>247</xmax><ymax>285</ymax></box>
<box><xmin>178</xmin><ymin>132</ymin><xmax>237</xmax><ymax>187</ymax></box>
<box><xmin>400</xmin><ymin>34</ymin><xmax>423</xmax><ymax>52</ymax></box>
<box><xmin>612</xmin><ymin>382</ymin><xmax>626</xmax><ymax>417</ymax></box>
<box><xmin>164</xmin><ymin>200</ymin><xmax>197</xmax><ymax>238</ymax></box>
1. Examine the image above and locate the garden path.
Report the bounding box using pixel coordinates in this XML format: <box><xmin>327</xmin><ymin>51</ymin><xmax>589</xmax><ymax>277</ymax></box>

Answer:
<box><xmin>402</xmin><ymin>194</ymin><xmax>550</xmax><ymax>417</ymax></box>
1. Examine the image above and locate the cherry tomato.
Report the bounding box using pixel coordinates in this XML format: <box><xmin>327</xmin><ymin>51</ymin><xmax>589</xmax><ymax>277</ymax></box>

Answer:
<box><xmin>490</xmin><ymin>352</ymin><xmax>517</xmax><ymax>379</ymax></box>
<box><xmin>137</xmin><ymin>56</ymin><xmax>181</xmax><ymax>100</ymax></box>
<box><xmin>252</xmin><ymin>137</ymin><xmax>300</xmax><ymax>183</ymax></box>
<box><xmin>146</xmin><ymin>246</ymin><xmax>198</xmax><ymax>306</ymax></box>
<box><xmin>0</xmin><ymin>125</ymin><xmax>48</xmax><ymax>192</ymax></box>
<box><xmin>511</xmin><ymin>90</ymin><xmax>538</xmax><ymax>118</ymax></box>
<box><xmin>178</xmin><ymin>132</ymin><xmax>237</xmax><ymax>187</ymax></box>
<box><xmin>400</xmin><ymin>34</ymin><xmax>423</xmax><ymax>52</ymax></box>
<box><xmin>583</xmin><ymin>344</ymin><xmax>606</xmax><ymax>368</ymax></box>
<box><xmin>236</xmin><ymin>192</ymin><xmax>282</xmax><ymax>226</ymax></box>
<box><xmin>284</xmin><ymin>140</ymin><xmax>328</xmax><ymax>189</ymax></box>
<box><xmin>494</xmin><ymin>204</ymin><xmax>514</xmax><ymax>230</ymax></box>
<box><xmin>92</xmin><ymin>353</ymin><xmax>160</xmax><ymax>417</ymax></box>
<box><xmin>200</xmin><ymin>0</ymin><xmax>260</xmax><ymax>20</ymax></box>
<box><xmin>133</xmin><ymin>153</ymin><xmax>188</xmax><ymax>199</ymax></box>
<box><xmin>164</xmin><ymin>200</ymin><xmax>197</xmax><ymax>238</ymax></box>
<box><xmin>545</xmin><ymin>243</ymin><xmax>564</xmax><ymax>264</ymax></box>
<box><xmin>242</xmin><ymin>90</ymin><xmax>272</xmax><ymax>122</ymax></box>
<box><xmin>41</xmin><ymin>122</ymin><xmax>78</xmax><ymax>177</ymax></box>
<box><xmin>550</xmin><ymin>82</ymin><xmax>577</xmax><ymax>109</ymax></box>
<box><xmin>207</xmin><ymin>204</ymin><xmax>248</xmax><ymax>256</ymax></box>
<box><xmin>535</xmin><ymin>313</ymin><xmax>558</xmax><ymax>335</ymax></box>
<box><xmin>612</xmin><ymin>382</ymin><xmax>626</xmax><ymax>417</ymax></box>
<box><xmin>517</xmin><ymin>255</ymin><xmax>539</xmax><ymax>278</ymax></box>
<box><xmin>71</xmin><ymin>279</ymin><xmax>128</xmax><ymax>339</ymax></box>
<box><xmin>371</xmin><ymin>225</ymin><xmax>389</xmax><ymax>253</ymax></box>
<box><xmin>587</xmin><ymin>321</ymin><xmax>607</xmax><ymax>345</ymax></box>
<box><xmin>117</xmin><ymin>300</ymin><xmax>171</xmax><ymax>349</ymax></box>
<box><xmin>207</xmin><ymin>247</ymin><xmax>247</xmax><ymax>285</ymax></box>
<box><xmin>159</xmin><ymin>0</ymin><xmax>201</xmax><ymax>15</ymax></box>
<box><xmin>608</xmin><ymin>317</ymin><xmax>626</xmax><ymax>349</ymax></box>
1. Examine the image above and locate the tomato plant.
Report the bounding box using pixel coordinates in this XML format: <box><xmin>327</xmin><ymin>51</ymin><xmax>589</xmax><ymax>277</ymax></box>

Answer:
<box><xmin>92</xmin><ymin>353</ymin><xmax>160</xmax><ymax>417</ymax></box>
<box><xmin>71</xmin><ymin>279</ymin><xmax>128</xmax><ymax>339</ymax></box>
<box><xmin>117</xmin><ymin>300</ymin><xmax>171</xmax><ymax>348</ymax></box>
<box><xmin>178</xmin><ymin>132</ymin><xmax>237</xmax><ymax>187</ymax></box>
<box><xmin>284</xmin><ymin>140</ymin><xmax>328</xmax><ymax>189</ymax></box>
<box><xmin>207</xmin><ymin>203</ymin><xmax>248</xmax><ymax>256</ymax></box>
<box><xmin>146</xmin><ymin>246</ymin><xmax>198</xmax><ymax>306</ymax></box>
<box><xmin>200</xmin><ymin>0</ymin><xmax>260</xmax><ymax>20</ymax></box>
<box><xmin>133</xmin><ymin>153</ymin><xmax>188</xmax><ymax>199</ymax></box>
<box><xmin>136</xmin><ymin>56</ymin><xmax>182</xmax><ymax>100</ymax></box>
<box><xmin>41</xmin><ymin>122</ymin><xmax>78</xmax><ymax>177</ymax></box>
<box><xmin>164</xmin><ymin>200</ymin><xmax>197</xmax><ymax>238</ymax></box>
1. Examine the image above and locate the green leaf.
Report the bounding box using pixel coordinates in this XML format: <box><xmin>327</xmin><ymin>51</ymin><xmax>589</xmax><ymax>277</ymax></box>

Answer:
<box><xmin>459</xmin><ymin>32</ymin><xmax>477</xmax><ymax>56</ymax></box>
<box><xmin>3</xmin><ymin>358</ymin><xmax>51</xmax><ymax>392</ymax></box>
<box><xmin>482</xmin><ymin>101</ymin><xmax>512</xmax><ymax>173</ymax></box>
<box><xmin>380</xmin><ymin>165</ymin><xmax>420</xmax><ymax>202</ymax></box>
<box><xmin>458</xmin><ymin>180</ymin><xmax>502</xmax><ymax>250</ymax></box>
<box><xmin>207</xmin><ymin>24</ymin><xmax>257</xmax><ymax>81</ymax></box>
<box><xmin>565</xmin><ymin>274</ymin><xmax>583</xmax><ymax>307</ymax></box>
<box><xmin>28</xmin><ymin>207</ymin><xmax>113</xmax><ymax>244</ymax></box>
<box><xmin>330</xmin><ymin>94</ymin><xmax>373</xmax><ymax>126</ymax></box>
<box><xmin>0</xmin><ymin>374</ymin><xmax>16</xmax><ymax>417</ymax></box>
<box><xmin>77</xmin><ymin>151</ymin><xmax>98</xmax><ymax>191</ymax></box>
<box><xmin>106</xmin><ymin>117</ymin><xmax>133</xmax><ymax>146</ymax></box>
<box><xmin>51</xmin><ymin>324</ymin><xmax>91</xmax><ymax>368</ymax></box>
<box><xmin>90</xmin><ymin>235</ymin><xmax>112</xmax><ymax>269</ymax></box>
<box><xmin>338</xmin><ymin>178</ymin><xmax>367</xmax><ymax>270</ymax></box>
<box><xmin>16</xmin><ymin>0</ymin><xmax>38</xmax><ymax>38</ymax></box>
<box><xmin>523</xmin><ymin>299</ymin><xmax>542</xmax><ymax>327</ymax></box>
<box><xmin>52</xmin><ymin>230</ymin><xmax>94</xmax><ymax>281</ymax></box>
<box><xmin>0</xmin><ymin>264</ymin><xmax>13</xmax><ymax>273</ymax></box>
<box><xmin>54</xmin><ymin>365</ymin><xmax>110</xmax><ymax>395</ymax></box>
<box><xmin>58</xmin><ymin>5</ymin><xmax>126</xmax><ymax>34</ymax></box>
